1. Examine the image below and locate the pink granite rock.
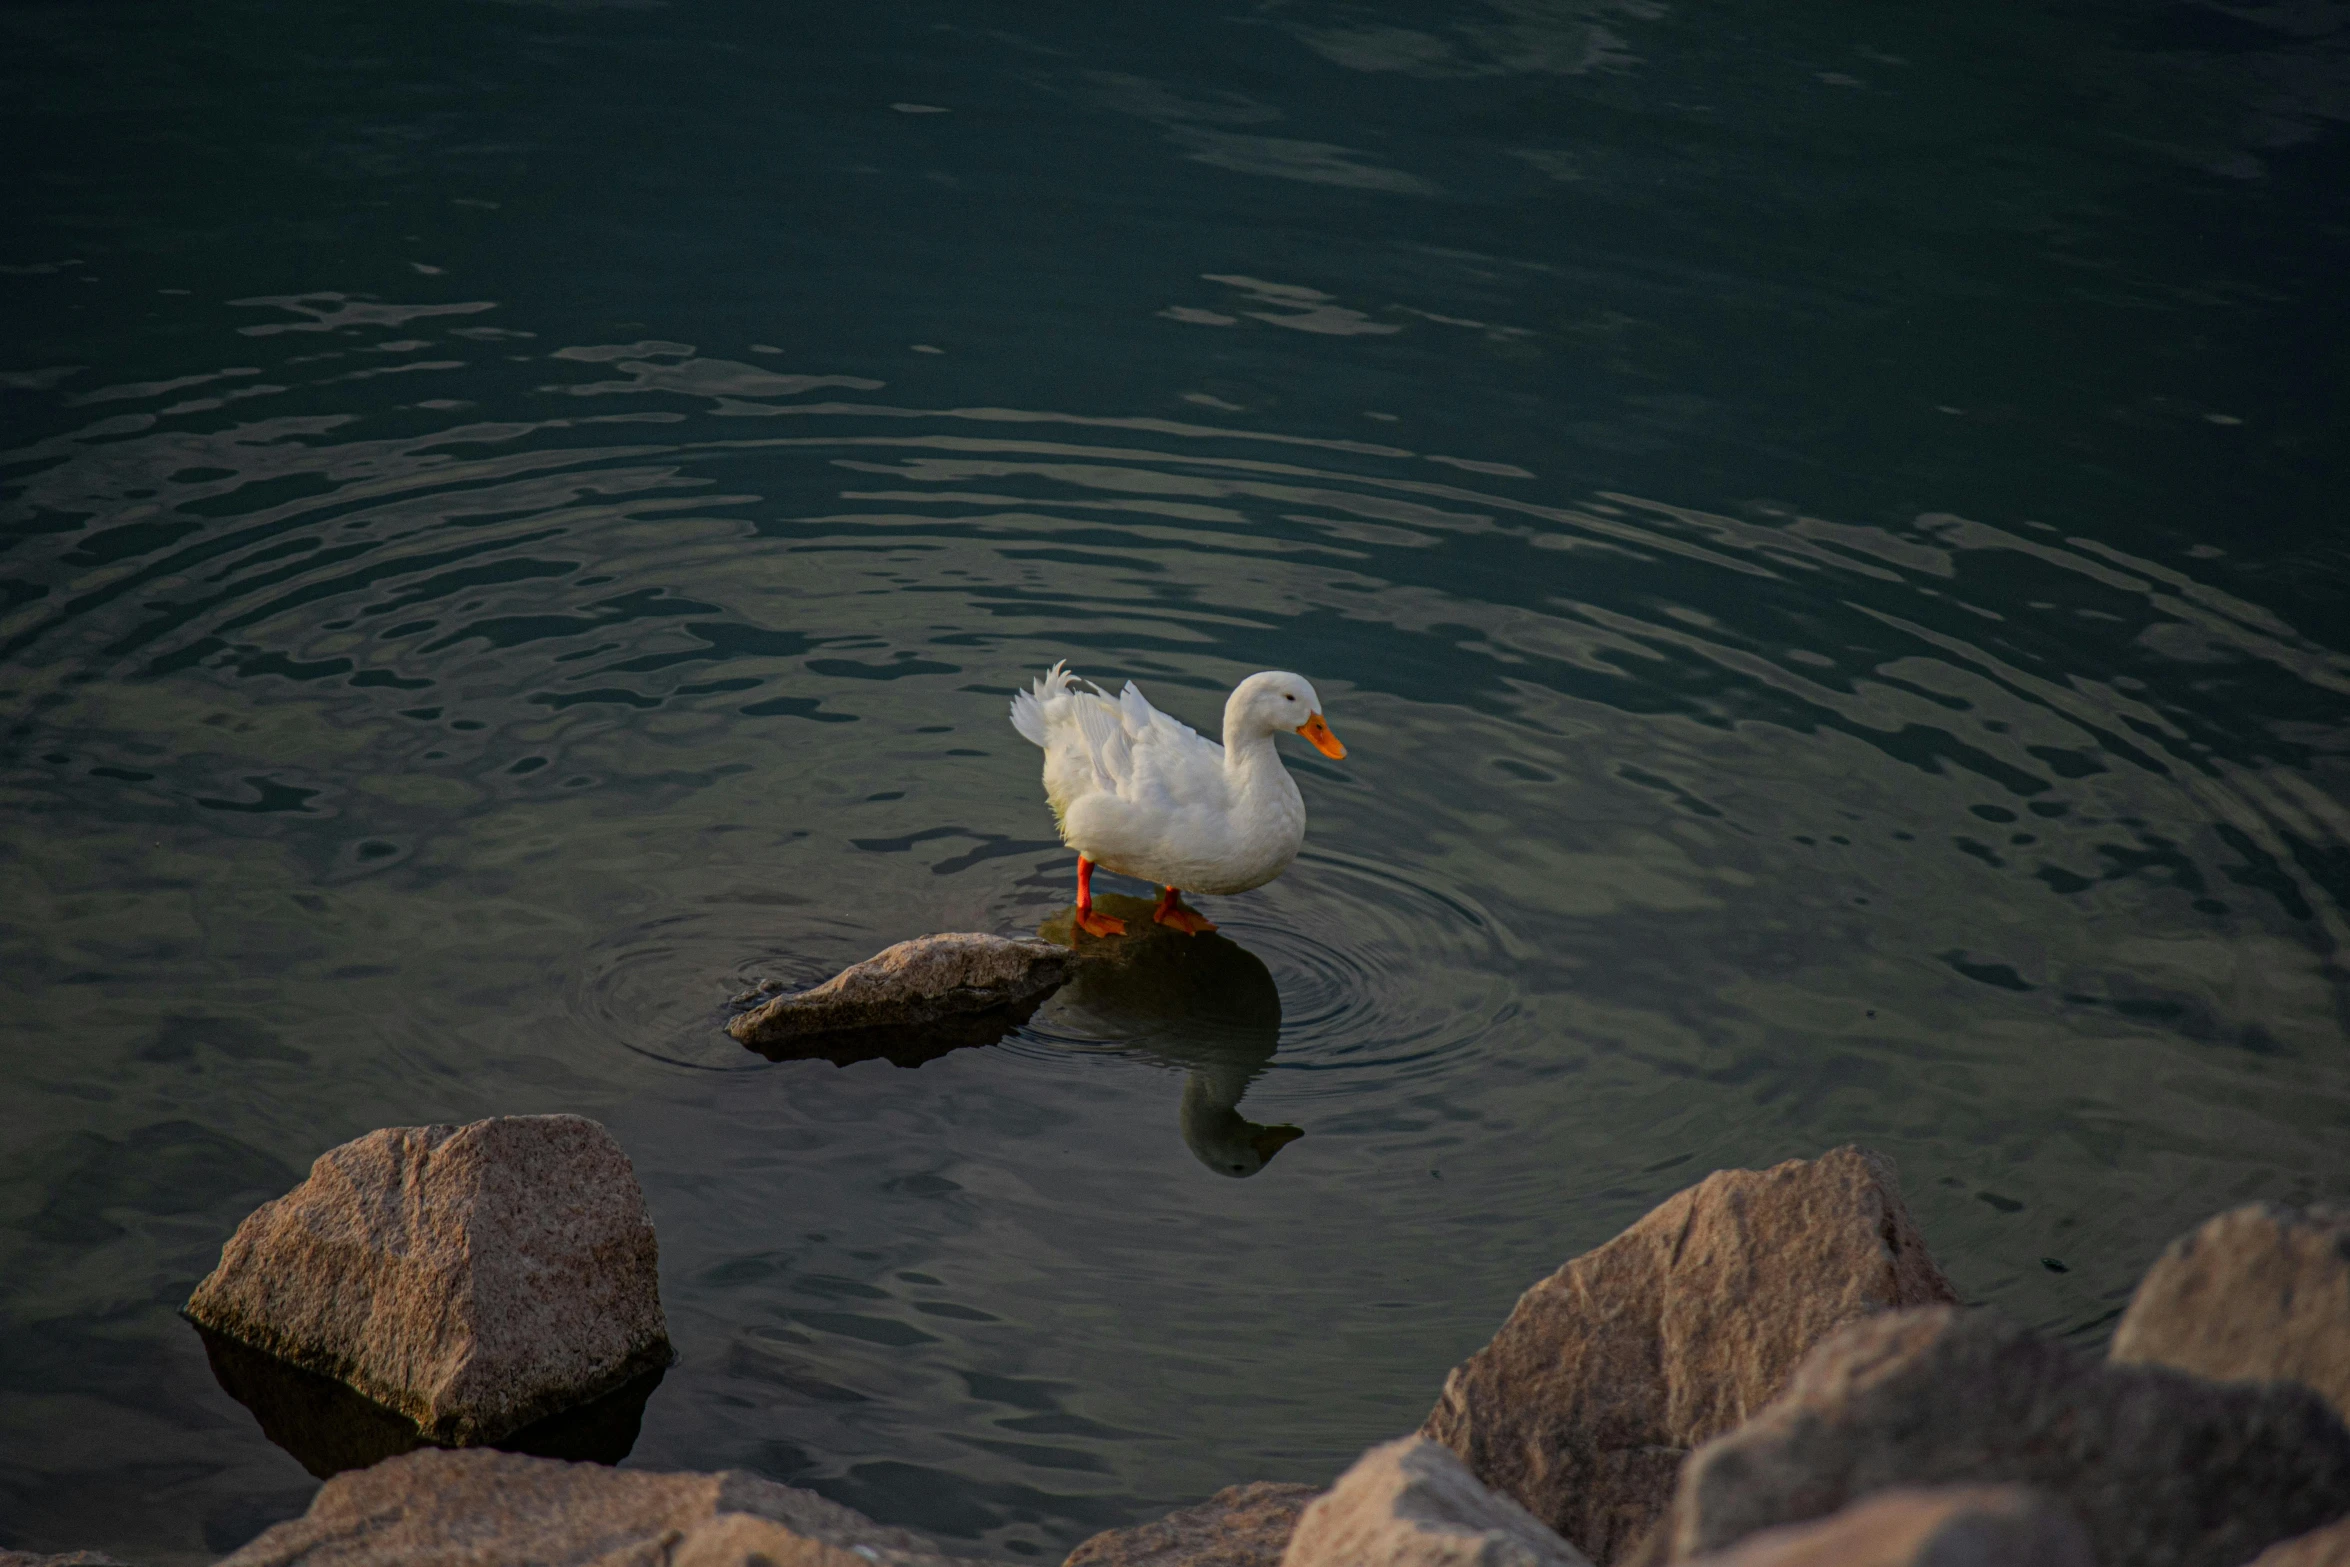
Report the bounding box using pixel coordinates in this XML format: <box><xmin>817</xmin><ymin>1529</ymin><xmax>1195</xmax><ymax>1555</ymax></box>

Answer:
<box><xmin>1661</xmin><ymin>1306</ymin><xmax>2350</xmax><ymax>1567</ymax></box>
<box><xmin>1066</xmin><ymin>1483</ymin><xmax>1323</xmax><ymax>1567</ymax></box>
<box><xmin>186</xmin><ymin>1114</ymin><xmax>671</xmax><ymax>1444</ymax></box>
<box><xmin>1282</xmin><ymin>1438</ymin><xmax>1593</xmax><ymax>1567</ymax></box>
<box><xmin>1422</xmin><ymin>1147</ymin><xmax>1955</xmax><ymax>1563</ymax></box>
<box><xmin>730</xmin><ymin>933</ymin><xmax>1070</xmax><ymax>1059</ymax></box>
<box><xmin>215</xmin><ymin>1447</ymin><xmax>973</xmax><ymax>1567</ymax></box>
<box><xmin>2109</xmin><ymin>1201</ymin><xmax>2350</xmax><ymax>1422</ymax></box>
<box><xmin>1678</xmin><ymin>1486</ymin><xmax>2091</xmax><ymax>1567</ymax></box>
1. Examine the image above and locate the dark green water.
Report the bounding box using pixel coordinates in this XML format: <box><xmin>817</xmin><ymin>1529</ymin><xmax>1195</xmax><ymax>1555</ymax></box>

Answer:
<box><xmin>4</xmin><ymin>2</ymin><xmax>2347</xmax><ymax>1560</ymax></box>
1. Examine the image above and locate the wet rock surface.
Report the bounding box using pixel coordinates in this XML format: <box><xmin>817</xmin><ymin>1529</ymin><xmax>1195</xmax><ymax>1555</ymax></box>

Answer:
<box><xmin>216</xmin><ymin>1446</ymin><xmax>979</xmax><ymax>1567</ymax></box>
<box><xmin>1662</xmin><ymin>1305</ymin><xmax>2350</xmax><ymax>1567</ymax></box>
<box><xmin>185</xmin><ymin>1114</ymin><xmax>673</xmax><ymax>1446</ymax></box>
<box><xmin>2109</xmin><ymin>1201</ymin><xmax>2350</xmax><ymax>1422</ymax></box>
<box><xmin>194</xmin><ymin>1321</ymin><xmax>663</xmax><ymax>1478</ymax></box>
<box><xmin>1282</xmin><ymin>1436</ymin><xmax>1592</xmax><ymax>1567</ymax></box>
<box><xmin>1065</xmin><ymin>1482</ymin><xmax>1323</xmax><ymax>1567</ymax></box>
<box><xmin>1422</xmin><ymin>1146</ymin><xmax>1955</xmax><ymax>1564</ymax></box>
<box><xmin>1678</xmin><ymin>1486</ymin><xmax>2093</xmax><ymax>1567</ymax></box>
<box><xmin>729</xmin><ymin>933</ymin><xmax>1071</xmax><ymax>1061</ymax></box>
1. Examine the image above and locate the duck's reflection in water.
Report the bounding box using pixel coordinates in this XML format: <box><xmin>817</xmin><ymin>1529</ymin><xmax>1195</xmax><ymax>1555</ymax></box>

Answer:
<box><xmin>1040</xmin><ymin>895</ymin><xmax>1303</xmax><ymax>1178</ymax></box>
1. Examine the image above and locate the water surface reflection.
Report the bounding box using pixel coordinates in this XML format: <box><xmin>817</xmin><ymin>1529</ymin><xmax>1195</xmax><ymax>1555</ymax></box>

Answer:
<box><xmin>1040</xmin><ymin>897</ymin><xmax>1306</xmax><ymax>1179</ymax></box>
<box><xmin>6</xmin><ymin>13</ymin><xmax>2349</xmax><ymax>1542</ymax></box>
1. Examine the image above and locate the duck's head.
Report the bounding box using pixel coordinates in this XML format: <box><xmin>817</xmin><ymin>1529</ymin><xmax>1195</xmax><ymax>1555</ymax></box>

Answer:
<box><xmin>1228</xmin><ymin>671</ymin><xmax>1346</xmax><ymax>759</ymax></box>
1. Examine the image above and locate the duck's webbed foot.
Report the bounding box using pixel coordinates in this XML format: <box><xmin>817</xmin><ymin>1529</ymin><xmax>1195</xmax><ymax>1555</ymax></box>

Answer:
<box><xmin>1153</xmin><ymin>886</ymin><xmax>1217</xmax><ymax>934</ymax></box>
<box><xmin>1076</xmin><ymin>856</ymin><xmax>1128</xmax><ymax>938</ymax></box>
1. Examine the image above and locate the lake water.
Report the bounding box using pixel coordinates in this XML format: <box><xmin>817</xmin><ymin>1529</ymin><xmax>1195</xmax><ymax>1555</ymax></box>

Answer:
<box><xmin>4</xmin><ymin>2</ymin><xmax>2347</xmax><ymax>1561</ymax></box>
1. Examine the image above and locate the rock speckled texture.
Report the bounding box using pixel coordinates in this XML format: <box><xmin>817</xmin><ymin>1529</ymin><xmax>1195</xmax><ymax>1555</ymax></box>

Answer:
<box><xmin>1065</xmin><ymin>1483</ymin><xmax>1323</xmax><ymax>1567</ymax></box>
<box><xmin>1422</xmin><ymin>1146</ymin><xmax>1954</xmax><ymax>1564</ymax></box>
<box><xmin>1663</xmin><ymin>1306</ymin><xmax>2350</xmax><ymax>1567</ymax></box>
<box><xmin>215</xmin><ymin>1446</ymin><xmax>976</xmax><ymax>1567</ymax></box>
<box><xmin>729</xmin><ymin>934</ymin><xmax>1071</xmax><ymax>1055</ymax></box>
<box><xmin>1680</xmin><ymin>1486</ymin><xmax>2092</xmax><ymax>1567</ymax></box>
<box><xmin>2109</xmin><ymin>1201</ymin><xmax>2350</xmax><ymax>1422</ymax></box>
<box><xmin>1282</xmin><ymin>1437</ymin><xmax>1593</xmax><ymax>1567</ymax></box>
<box><xmin>185</xmin><ymin>1114</ymin><xmax>672</xmax><ymax>1445</ymax></box>
<box><xmin>0</xmin><ymin>1554</ymin><xmax>138</xmax><ymax>1566</ymax></box>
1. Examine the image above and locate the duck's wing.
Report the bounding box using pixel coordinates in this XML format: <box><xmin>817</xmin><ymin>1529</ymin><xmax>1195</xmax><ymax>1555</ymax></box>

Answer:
<box><xmin>1070</xmin><ymin>685</ymin><xmax>1136</xmax><ymax>794</ymax></box>
<box><xmin>1114</xmin><ymin>680</ymin><xmax>1224</xmax><ymax>805</ymax></box>
<box><xmin>1119</xmin><ymin>681</ymin><xmax>1202</xmax><ymax>748</ymax></box>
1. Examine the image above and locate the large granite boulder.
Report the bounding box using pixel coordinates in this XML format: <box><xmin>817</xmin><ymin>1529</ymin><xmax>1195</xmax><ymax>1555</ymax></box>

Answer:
<box><xmin>1067</xmin><ymin>1483</ymin><xmax>1323</xmax><ymax>1567</ymax></box>
<box><xmin>2245</xmin><ymin>1518</ymin><xmax>2350</xmax><ymax>1567</ymax></box>
<box><xmin>1422</xmin><ymin>1147</ymin><xmax>1955</xmax><ymax>1563</ymax></box>
<box><xmin>1678</xmin><ymin>1486</ymin><xmax>2092</xmax><ymax>1567</ymax></box>
<box><xmin>1659</xmin><ymin>1306</ymin><xmax>2350</xmax><ymax>1567</ymax></box>
<box><xmin>216</xmin><ymin>1446</ymin><xmax>976</xmax><ymax>1567</ymax></box>
<box><xmin>1282</xmin><ymin>1437</ymin><xmax>1592</xmax><ymax>1567</ymax></box>
<box><xmin>185</xmin><ymin>1114</ymin><xmax>673</xmax><ymax>1445</ymax></box>
<box><xmin>730</xmin><ymin>933</ymin><xmax>1070</xmax><ymax>1063</ymax></box>
<box><xmin>2109</xmin><ymin>1201</ymin><xmax>2350</xmax><ymax>1421</ymax></box>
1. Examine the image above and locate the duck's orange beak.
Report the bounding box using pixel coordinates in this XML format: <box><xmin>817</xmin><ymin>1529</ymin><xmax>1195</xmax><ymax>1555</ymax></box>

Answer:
<box><xmin>1296</xmin><ymin>712</ymin><xmax>1346</xmax><ymax>759</ymax></box>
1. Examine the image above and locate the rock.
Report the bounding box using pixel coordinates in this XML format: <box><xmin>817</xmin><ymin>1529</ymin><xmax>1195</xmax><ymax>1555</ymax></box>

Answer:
<box><xmin>1066</xmin><ymin>1482</ymin><xmax>1323</xmax><ymax>1567</ymax></box>
<box><xmin>1679</xmin><ymin>1486</ymin><xmax>2092</xmax><ymax>1567</ymax></box>
<box><xmin>217</xmin><ymin>1446</ymin><xmax>976</xmax><ymax>1567</ymax></box>
<box><xmin>193</xmin><ymin>1319</ymin><xmax>664</xmax><ymax>1478</ymax></box>
<box><xmin>1282</xmin><ymin>1437</ymin><xmax>1592</xmax><ymax>1567</ymax></box>
<box><xmin>1421</xmin><ymin>1146</ymin><xmax>1955</xmax><ymax>1564</ymax></box>
<box><xmin>2244</xmin><ymin>1518</ymin><xmax>2350</xmax><ymax>1567</ymax></box>
<box><xmin>730</xmin><ymin>933</ymin><xmax>1071</xmax><ymax>1062</ymax></box>
<box><xmin>1660</xmin><ymin>1306</ymin><xmax>2350</xmax><ymax>1567</ymax></box>
<box><xmin>0</xmin><ymin>1554</ymin><xmax>139</xmax><ymax>1566</ymax></box>
<box><xmin>2109</xmin><ymin>1201</ymin><xmax>2350</xmax><ymax>1422</ymax></box>
<box><xmin>185</xmin><ymin>1114</ymin><xmax>673</xmax><ymax>1446</ymax></box>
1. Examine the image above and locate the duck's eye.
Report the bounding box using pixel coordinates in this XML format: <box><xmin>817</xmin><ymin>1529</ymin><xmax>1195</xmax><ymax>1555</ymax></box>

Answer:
<box><xmin>1284</xmin><ymin>693</ymin><xmax>1295</xmax><ymax>702</ymax></box>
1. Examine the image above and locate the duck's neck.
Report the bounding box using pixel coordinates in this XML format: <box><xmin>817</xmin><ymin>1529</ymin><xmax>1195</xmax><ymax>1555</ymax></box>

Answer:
<box><xmin>1221</xmin><ymin>722</ymin><xmax>1301</xmax><ymax>825</ymax></box>
<box><xmin>1220</xmin><ymin>714</ymin><xmax>1282</xmax><ymax>779</ymax></box>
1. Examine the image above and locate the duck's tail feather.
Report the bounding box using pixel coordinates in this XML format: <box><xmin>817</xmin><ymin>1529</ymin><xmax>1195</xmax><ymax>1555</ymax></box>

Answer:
<box><xmin>1009</xmin><ymin>659</ymin><xmax>1072</xmax><ymax>748</ymax></box>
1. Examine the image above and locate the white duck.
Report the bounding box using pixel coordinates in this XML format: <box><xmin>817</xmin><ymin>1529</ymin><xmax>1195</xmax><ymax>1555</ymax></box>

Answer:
<box><xmin>1010</xmin><ymin>663</ymin><xmax>1346</xmax><ymax>937</ymax></box>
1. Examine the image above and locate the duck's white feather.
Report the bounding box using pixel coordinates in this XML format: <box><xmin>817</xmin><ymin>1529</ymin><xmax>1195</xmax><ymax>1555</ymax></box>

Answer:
<box><xmin>1008</xmin><ymin>663</ymin><xmax>1320</xmax><ymax>896</ymax></box>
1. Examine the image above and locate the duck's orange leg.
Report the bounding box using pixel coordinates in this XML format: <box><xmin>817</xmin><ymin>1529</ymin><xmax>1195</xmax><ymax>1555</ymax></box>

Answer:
<box><xmin>1153</xmin><ymin>885</ymin><xmax>1217</xmax><ymax>935</ymax></box>
<box><xmin>1075</xmin><ymin>856</ymin><xmax>1126</xmax><ymax>938</ymax></box>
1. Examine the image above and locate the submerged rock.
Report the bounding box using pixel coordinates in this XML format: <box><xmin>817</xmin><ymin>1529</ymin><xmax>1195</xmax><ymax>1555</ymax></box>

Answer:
<box><xmin>185</xmin><ymin>1114</ymin><xmax>673</xmax><ymax>1446</ymax></box>
<box><xmin>216</xmin><ymin>1446</ymin><xmax>976</xmax><ymax>1567</ymax></box>
<box><xmin>2109</xmin><ymin>1201</ymin><xmax>2350</xmax><ymax>1422</ymax></box>
<box><xmin>1678</xmin><ymin>1486</ymin><xmax>2092</xmax><ymax>1567</ymax></box>
<box><xmin>1422</xmin><ymin>1146</ymin><xmax>1955</xmax><ymax>1564</ymax></box>
<box><xmin>1661</xmin><ymin>1306</ymin><xmax>2350</xmax><ymax>1567</ymax></box>
<box><xmin>730</xmin><ymin>932</ymin><xmax>1071</xmax><ymax>1063</ymax></box>
<box><xmin>1282</xmin><ymin>1436</ymin><xmax>1592</xmax><ymax>1567</ymax></box>
<box><xmin>194</xmin><ymin>1319</ymin><xmax>663</xmax><ymax>1478</ymax></box>
<box><xmin>1067</xmin><ymin>1482</ymin><xmax>1323</xmax><ymax>1567</ymax></box>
